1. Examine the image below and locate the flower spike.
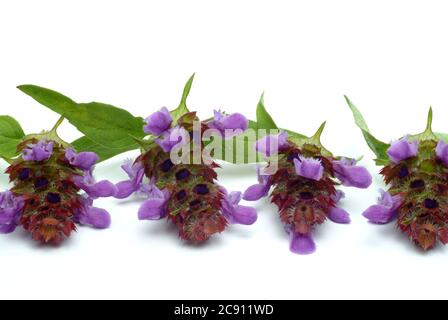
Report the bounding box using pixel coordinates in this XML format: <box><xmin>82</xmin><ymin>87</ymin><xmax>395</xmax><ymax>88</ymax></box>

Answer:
<box><xmin>244</xmin><ymin>94</ymin><xmax>372</xmax><ymax>255</ymax></box>
<box><xmin>347</xmin><ymin>99</ymin><xmax>448</xmax><ymax>251</ymax></box>
<box><xmin>114</xmin><ymin>75</ymin><xmax>257</xmax><ymax>243</ymax></box>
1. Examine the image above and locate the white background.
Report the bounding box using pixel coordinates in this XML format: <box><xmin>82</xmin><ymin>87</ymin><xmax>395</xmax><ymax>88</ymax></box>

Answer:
<box><xmin>1</xmin><ymin>0</ymin><xmax>447</xmax><ymax>300</ymax></box>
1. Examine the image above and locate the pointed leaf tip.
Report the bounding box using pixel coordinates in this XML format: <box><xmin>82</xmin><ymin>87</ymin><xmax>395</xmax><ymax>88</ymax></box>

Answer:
<box><xmin>256</xmin><ymin>92</ymin><xmax>278</xmax><ymax>130</ymax></box>
<box><xmin>344</xmin><ymin>95</ymin><xmax>390</xmax><ymax>164</ymax></box>
<box><xmin>312</xmin><ymin>121</ymin><xmax>327</xmax><ymax>141</ymax></box>
<box><xmin>425</xmin><ymin>107</ymin><xmax>433</xmax><ymax>132</ymax></box>
<box><xmin>172</xmin><ymin>74</ymin><xmax>195</xmax><ymax>120</ymax></box>
<box><xmin>180</xmin><ymin>73</ymin><xmax>196</xmax><ymax>105</ymax></box>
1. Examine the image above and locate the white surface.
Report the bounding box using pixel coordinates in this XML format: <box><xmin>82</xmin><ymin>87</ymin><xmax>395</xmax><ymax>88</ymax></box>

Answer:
<box><xmin>1</xmin><ymin>0</ymin><xmax>447</xmax><ymax>300</ymax></box>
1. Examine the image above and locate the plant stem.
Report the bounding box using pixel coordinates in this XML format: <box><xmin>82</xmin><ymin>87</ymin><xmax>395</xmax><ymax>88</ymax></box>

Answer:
<box><xmin>50</xmin><ymin>116</ymin><xmax>65</xmax><ymax>133</ymax></box>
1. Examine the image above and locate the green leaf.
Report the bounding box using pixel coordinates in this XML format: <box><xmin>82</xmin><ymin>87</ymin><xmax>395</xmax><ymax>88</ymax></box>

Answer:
<box><xmin>211</xmin><ymin>134</ymin><xmax>261</xmax><ymax>164</ymax></box>
<box><xmin>256</xmin><ymin>93</ymin><xmax>278</xmax><ymax>130</ymax></box>
<box><xmin>344</xmin><ymin>95</ymin><xmax>390</xmax><ymax>163</ymax></box>
<box><xmin>71</xmin><ymin>136</ymin><xmax>136</xmax><ymax>162</ymax></box>
<box><xmin>0</xmin><ymin>115</ymin><xmax>25</xmax><ymax>140</ymax></box>
<box><xmin>18</xmin><ymin>85</ymin><xmax>145</xmax><ymax>150</ymax></box>
<box><xmin>411</xmin><ymin>107</ymin><xmax>437</xmax><ymax>141</ymax></box>
<box><xmin>171</xmin><ymin>73</ymin><xmax>195</xmax><ymax>121</ymax></box>
<box><xmin>0</xmin><ymin>115</ymin><xmax>26</xmax><ymax>159</ymax></box>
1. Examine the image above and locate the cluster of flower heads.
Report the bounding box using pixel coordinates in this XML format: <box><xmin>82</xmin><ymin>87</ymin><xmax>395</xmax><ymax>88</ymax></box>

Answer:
<box><xmin>363</xmin><ymin>137</ymin><xmax>448</xmax><ymax>250</ymax></box>
<box><xmin>244</xmin><ymin>131</ymin><xmax>372</xmax><ymax>254</ymax></box>
<box><xmin>0</xmin><ymin>138</ymin><xmax>116</xmax><ymax>244</ymax></box>
<box><xmin>115</xmin><ymin>107</ymin><xmax>258</xmax><ymax>243</ymax></box>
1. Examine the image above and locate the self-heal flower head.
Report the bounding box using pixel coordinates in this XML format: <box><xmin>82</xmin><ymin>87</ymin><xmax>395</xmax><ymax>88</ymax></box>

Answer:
<box><xmin>387</xmin><ymin>137</ymin><xmax>419</xmax><ymax>163</ymax></box>
<box><xmin>332</xmin><ymin>158</ymin><xmax>372</xmax><ymax>188</ymax></box>
<box><xmin>4</xmin><ymin>138</ymin><xmax>116</xmax><ymax>244</ymax></box>
<box><xmin>293</xmin><ymin>156</ymin><xmax>324</xmax><ymax>181</ymax></box>
<box><xmin>65</xmin><ymin>148</ymin><xmax>99</xmax><ymax>171</ymax></box>
<box><xmin>363</xmin><ymin>189</ymin><xmax>402</xmax><ymax>224</ymax></box>
<box><xmin>156</xmin><ymin>126</ymin><xmax>190</xmax><ymax>152</ymax></box>
<box><xmin>243</xmin><ymin>167</ymin><xmax>272</xmax><ymax>201</ymax></box>
<box><xmin>255</xmin><ymin>131</ymin><xmax>289</xmax><ymax>157</ymax></box>
<box><xmin>347</xmin><ymin>100</ymin><xmax>448</xmax><ymax>250</ymax></box>
<box><xmin>208</xmin><ymin>110</ymin><xmax>249</xmax><ymax>139</ymax></box>
<box><xmin>114</xmin><ymin>75</ymin><xmax>258</xmax><ymax>244</ymax></box>
<box><xmin>0</xmin><ymin>191</ymin><xmax>24</xmax><ymax>234</ymax></box>
<box><xmin>436</xmin><ymin>140</ymin><xmax>448</xmax><ymax>166</ymax></box>
<box><xmin>22</xmin><ymin>140</ymin><xmax>54</xmax><ymax>162</ymax></box>
<box><xmin>221</xmin><ymin>189</ymin><xmax>258</xmax><ymax>225</ymax></box>
<box><xmin>144</xmin><ymin>107</ymin><xmax>173</xmax><ymax>135</ymax></box>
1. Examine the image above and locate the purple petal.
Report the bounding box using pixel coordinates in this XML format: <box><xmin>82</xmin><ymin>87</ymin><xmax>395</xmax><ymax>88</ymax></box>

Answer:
<box><xmin>387</xmin><ymin>137</ymin><xmax>419</xmax><ymax>163</ymax></box>
<box><xmin>115</xmin><ymin>181</ymin><xmax>139</xmax><ymax>199</ymax></box>
<box><xmin>65</xmin><ymin>148</ymin><xmax>98</xmax><ymax>171</ymax></box>
<box><xmin>331</xmin><ymin>190</ymin><xmax>345</xmax><ymax>203</ymax></box>
<box><xmin>208</xmin><ymin>111</ymin><xmax>248</xmax><ymax>138</ymax></box>
<box><xmin>114</xmin><ymin>161</ymin><xmax>146</xmax><ymax>199</ymax></box>
<box><xmin>0</xmin><ymin>223</ymin><xmax>17</xmax><ymax>234</ymax></box>
<box><xmin>144</xmin><ymin>107</ymin><xmax>173</xmax><ymax>135</ymax></box>
<box><xmin>378</xmin><ymin>189</ymin><xmax>402</xmax><ymax>211</ymax></box>
<box><xmin>77</xmin><ymin>206</ymin><xmax>111</xmax><ymax>229</ymax></box>
<box><xmin>255</xmin><ymin>132</ymin><xmax>289</xmax><ymax>157</ymax></box>
<box><xmin>294</xmin><ymin>157</ymin><xmax>324</xmax><ymax>181</ymax></box>
<box><xmin>87</xmin><ymin>180</ymin><xmax>117</xmax><ymax>198</ymax></box>
<box><xmin>0</xmin><ymin>191</ymin><xmax>24</xmax><ymax>234</ymax></box>
<box><xmin>229</xmin><ymin>205</ymin><xmax>258</xmax><ymax>225</ymax></box>
<box><xmin>74</xmin><ymin>174</ymin><xmax>117</xmax><ymax>198</ymax></box>
<box><xmin>363</xmin><ymin>205</ymin><xmax>396</xmax><ymax>224</ymax></box>
<box><xmin>22</xmin><ymin>140</ymin><xmax>54</xmax><ymax>162</ymax></box>
<box><xmin>243</xmin><ymin>183</ymin><xmax>270</xmax><ymax>201</ymax></box>
<box><xmin>221</xmin><ymin>190</ymin><xmax>258</xmax><ymax>225</ymax></box>
<box><xmin>333</xmin><ymin>159</ymin><xmax>372</xmax><ymax>189</ymax></box>
<box><xmin>328</xmin><ymin>207</ymin><xmax>351</xmax><ymax>224</ymax></box>
<box><xmin>138</xmin><ymin>198</ymin><xmax>167</xmax><ymax>220</ymax></box>
<box><xmin>289</xmin><ymin>232</ymin><xmax>316</xmax><ymax>255</ymax></box>
<box><xmin>436</xmin><ymin>140</ymin><xmax>448</xmax><ymax>166</ymax></box>
<box><xmin>156</xmin><ymin>126</ymin><xmax>190</xmax><ymax>152</ymax></box>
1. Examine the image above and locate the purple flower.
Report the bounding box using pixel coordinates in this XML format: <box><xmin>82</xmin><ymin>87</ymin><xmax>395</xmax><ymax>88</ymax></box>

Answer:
<box><xmin>144</xmin><ymin>107</ymin><xmax>173</xmax><ymax>135</ymax></box>
<box><xmin>156</xmin><ymin>126</ymin><xmax>190</xmax><ymax>152</ymax></box>
<box><xmin>243</xmin><ymin>167</ymin><xmax>272</xmax><ymax>201</ymax></box>
<box><xmin>436</xmin><ymin>140</ymin><xmax>448</xmax><ymax>166</ymax></box>
<box><xmin>74</xmin><ymin>196</ymin><xmax>111</xmax><ymax>229</ymax></box>
<box><xmin>387</xmin><ymin>137</ymin><xmax>418</xmax><ymax>163</ymax></box>
<box><xmin>331</xmin><ymin>190</ymin><xmax>345</xmax><ymax>203</ymax></box>
<box><xmin>22</xmin><ymin>140</ymin><xmax>54</xmax><ymax>162</ymax></box>
<box><xmin>328</xmin><ymin>207</ymin><xmax>351</xmax><ymax>224</ymax></box>
<box><xmin>332</xmin><ymin>158</ymin><xmax>372</xmax><ymax>189</ymax></box>
<box><xmin>65</xmin><ymin>148</ymin><xmax>99</xmax><ymax>171</ymax></box>
<box><xmin>294</xmin><ymin>156</ymin><xmax>324</xmax><ymax>181</ymax></box>
<box><xmin>255</xmin><ymin>132</ymin><xmax>289</xmax><ymax>157</ymax></box>
<box><xmin>208</xmin><ymin>110</ymin><xmax>248</xmax><ymax>138</ymax></box>
<box><xmin>138</xmin><ymin>184</ymin><xmax>171</xmax><ymax>220</ymax></box>
<box><xmin>287</xmin><ymin>226</ymin><xmax>316</xmax><ymax>255</ymax></box>
<box><xmin>221</xmin><ymin>189</ymin><xmax>258</xmax><ymax>225</ymax></box>
<box><xmin>363</xmin><ymin>189</ymin><xmax>402</xmax><ymax>224</ymax></box>
<box><xmin>73</xmin><ymin>171</ymin><xmax>117</xmax><ymax>199</ymax></box>
<box><xmin>327</xmin><ymin>190</ymin><xmax>351</xmax><ymax>223</ymax></box>
<box><xmin>0</xmin><ymin>191</ymin><xmax>24</xmax><ymax>234</ymax></box>
<box><xmin>115</xmin><ymin>161</ymin><xmax>146</xmax><ymax>199</ymax></box>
